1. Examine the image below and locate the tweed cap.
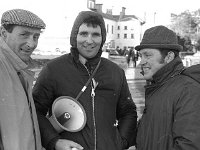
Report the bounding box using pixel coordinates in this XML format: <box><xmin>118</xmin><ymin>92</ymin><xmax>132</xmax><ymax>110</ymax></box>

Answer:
<box><xmin>1</xmin><ymin>9</ymin><xmax>46</xmax><ymax>29</ymax></box>
<box><xmin>135</xmin><ymin>25</ymin><xmax>182</xmax><ymax>51</ymax></box>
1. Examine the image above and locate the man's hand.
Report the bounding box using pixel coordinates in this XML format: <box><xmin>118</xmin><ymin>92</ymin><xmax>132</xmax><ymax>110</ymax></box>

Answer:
<box><xmin>55</xmin><ymin>139</ymin><xmax>83</xmax><ymax>150</ymax></box>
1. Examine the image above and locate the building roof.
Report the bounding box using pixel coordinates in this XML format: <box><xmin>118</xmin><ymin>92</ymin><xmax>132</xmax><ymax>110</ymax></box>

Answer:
<box><xmin>100</xmin><ymin>13</ymin><xmax>118</xmax><ymax>21</ymax></box>
<box><xmin>91</xmin><ymin>9</ymin><xmax>142</xmax><ymax>23</ymax></box>
<box><xmin>113</xmin><ymin>15</ymin><xmax>138</xmax><ymax>21</ymax></box>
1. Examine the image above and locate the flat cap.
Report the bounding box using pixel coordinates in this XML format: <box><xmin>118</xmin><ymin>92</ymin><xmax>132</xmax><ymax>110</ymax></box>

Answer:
<box><xmin>1</xmin><ymin>9</ymin><xmax>46</xmax><ymax>29</ymax></box>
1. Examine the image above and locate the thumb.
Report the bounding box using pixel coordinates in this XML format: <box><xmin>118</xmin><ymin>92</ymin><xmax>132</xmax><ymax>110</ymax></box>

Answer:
<box><xmin>70</xmin><ymin>141</ymin><xmax>83</xmax><ymax>150</ymax></box>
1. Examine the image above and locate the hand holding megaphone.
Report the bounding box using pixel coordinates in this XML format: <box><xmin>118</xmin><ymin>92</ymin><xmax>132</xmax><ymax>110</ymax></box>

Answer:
<box><xmin>55</xmin><ymin>139</ymin><xmax>83</xmax><ymax>150</ymax></box>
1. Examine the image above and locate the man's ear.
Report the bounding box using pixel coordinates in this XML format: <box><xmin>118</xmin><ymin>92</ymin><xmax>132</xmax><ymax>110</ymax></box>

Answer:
<box><xmin>0</xmin><ymin>26</ymin><xmax>7</xmax><ymax>39</ymax></box>
<box><xmin>164</xmin><ymin>51</ymin><xmax>175</xmax><ymax>64</ymax></box>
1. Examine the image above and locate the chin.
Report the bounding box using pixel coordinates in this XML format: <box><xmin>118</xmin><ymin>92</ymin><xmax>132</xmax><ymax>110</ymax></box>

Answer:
<box><xmin>143</xmin><ymin>74</ymin><xmax>153</xmax><ymax>80</ymax></box>
<box><xmin>21</xmin><ymin>56</ymin><xmax>30</xmax><ymax>63</ymax></box>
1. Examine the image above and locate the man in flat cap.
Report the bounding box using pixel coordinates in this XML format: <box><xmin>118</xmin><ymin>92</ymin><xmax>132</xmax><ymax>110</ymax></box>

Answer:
<box><xmin>0</xmin><ymin>9</ymin><xmax>45</xmax><ymax>150</ymax></box>
<box><xmin>136</xmin><ymin>25</ymin><xmax>200</xmax><ymax>150</ymax></box>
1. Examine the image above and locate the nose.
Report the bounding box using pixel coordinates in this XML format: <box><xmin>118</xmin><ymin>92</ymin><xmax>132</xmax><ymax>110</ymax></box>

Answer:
<box><xmin>26</xmin><ymin>37</ymin><xmax>37</xmax><ymax>49</ymax></box>
<box><xmin>139</xmin><ymin>57</ymin><xmax>146</xmax><ymax>66</ymax></box>
<box><xmin>86</xmin><ymin>35</ymin><xmax>93</xmax><ymax>44</ymax></box>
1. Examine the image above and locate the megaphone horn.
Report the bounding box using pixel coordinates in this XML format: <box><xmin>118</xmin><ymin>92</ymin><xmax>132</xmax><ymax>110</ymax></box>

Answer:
<box><xmin>48</xmin><ymin>96</ymin><xmax>87</xmax><ymax>133</ymax></box>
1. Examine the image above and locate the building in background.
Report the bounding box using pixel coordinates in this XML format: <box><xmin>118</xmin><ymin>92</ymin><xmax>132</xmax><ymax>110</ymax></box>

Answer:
<box><xmin>88</xmin><ymin>0</ymin><xmax>145</xmax><ymax>50</ymax></box>
<box><xmin>34</xmin><ymin>0</ymin><xmax>145</xmax><ymax>55</ymax></box>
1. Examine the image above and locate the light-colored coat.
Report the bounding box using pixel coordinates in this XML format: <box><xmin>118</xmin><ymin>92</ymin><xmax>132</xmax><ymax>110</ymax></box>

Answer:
<box><xmin>0</xmin><ymin>37</ymin><xmax>42</xmax><ymax>150</ymax></box>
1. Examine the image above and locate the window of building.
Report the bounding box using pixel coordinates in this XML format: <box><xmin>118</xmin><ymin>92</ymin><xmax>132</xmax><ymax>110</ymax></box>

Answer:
<box><xmin>112</xmin><ymin>25</ymin><xmax>114</xmax><ymax>34</ymax></box>
<box><xmin>118</xmin><ymin>26</ymin><xmax>120</xmax><ymax>30</ymax></box>
<box><xmin>131</xmin><ymin>34</ymin><xmax>134</xmax><ymax>39</ymax></box>
<box><xmin>117</xmin><ymin>34</ymin><xmax>120</xmax><ymax>39</ymax></box>
<box><xmin>124</xmin><ymin>34</ymin><xmax>127</xmax><ymax>39</ymax></box>
<box><xmin>124</xmin><ymin>26</ymin><xmax>127</xmax><ymax>30</ymax></box>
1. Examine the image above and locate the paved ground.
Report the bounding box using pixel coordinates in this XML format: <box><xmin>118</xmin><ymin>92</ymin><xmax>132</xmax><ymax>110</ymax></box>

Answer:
<box><xmin>124</xmin><ymin>66</ymin><xmax>146</xmax><ymax>150</ymax></box>
<box><xmin>125</xmin><ymin>65</ymin><xmax>143</xmax><ymax>80</ymax></box>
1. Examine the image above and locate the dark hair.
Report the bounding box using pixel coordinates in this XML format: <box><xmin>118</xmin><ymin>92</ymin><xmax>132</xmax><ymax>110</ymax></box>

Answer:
<box><xmin>83</xmin><ymin>16</ymin><xmax>102</xmax><ymax>28</ymax></box>
<box><xmin>159</xmin><ymin>49</ymin><xmax>179</xmax><ymax>58</ymax></box>
<box><xmin>2</xmin><ymin>24</ymin><xmax>16</xmax><ymax>33</ymax></box>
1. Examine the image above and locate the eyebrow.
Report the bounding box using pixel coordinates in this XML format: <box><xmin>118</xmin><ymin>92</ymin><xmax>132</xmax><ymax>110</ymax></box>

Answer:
<box><xmin>79</xmin><ymin>31</ymin><xmax>87</xmax><ymax>34</ymax></box>
<box><xmin>93</xmin><ymin>32</ymin><xmax>101</xmax><ymax>36</ymax></box>
<box><xmin>22</xmin><ymin>30</ymin><xmax>41</xmax><ymax>35</ymax></box>
<box><xmin>141</xmin><ymin>50</ymin><xmax>151</xmax><ymax>54</ymax></box>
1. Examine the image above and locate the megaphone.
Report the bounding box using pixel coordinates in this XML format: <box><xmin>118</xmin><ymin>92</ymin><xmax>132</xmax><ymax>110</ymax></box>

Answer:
<box><xmin>48</xmin><ymin>96</ymin><xmax>87</xmax><ymax>133</ymax></box>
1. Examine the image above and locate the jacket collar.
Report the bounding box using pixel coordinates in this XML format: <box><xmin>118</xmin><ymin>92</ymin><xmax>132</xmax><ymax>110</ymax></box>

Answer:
<box><xmin>151</xmin><ymin>56</ymin><xmax>184</xmax><ymax>84</ymax></box>
<box><xmin>70</xmin><ymin>47</ymin><xmax>101</xmax><ymax>69</ymax></box>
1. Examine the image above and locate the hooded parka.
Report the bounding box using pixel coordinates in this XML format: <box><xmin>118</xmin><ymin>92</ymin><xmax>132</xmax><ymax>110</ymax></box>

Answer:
<box><xmin>33</xmin><ymin>11</ymin><xmax>137</xmax><ymax>150</ymax></box>
<box><xmin>136</xmin><ymin>57</ymin><xmax>200</xmax><ymax>150</ymax></box>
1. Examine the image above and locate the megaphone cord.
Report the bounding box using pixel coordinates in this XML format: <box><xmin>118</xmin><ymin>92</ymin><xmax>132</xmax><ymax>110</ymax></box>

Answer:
<box><xmin>75</xmin><ymin>59</ymin><xmax>101</xmax><ymax>100</ymax></box>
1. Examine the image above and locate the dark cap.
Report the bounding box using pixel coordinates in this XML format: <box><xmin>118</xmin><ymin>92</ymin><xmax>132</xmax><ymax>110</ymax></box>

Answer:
<box><xmin>1</xmin><ymin>9</ymin><xmax>46</xmax><ymax>29</ymax></box>
<box><xmin>135</xmin><ymin>25</ymin><xmax>182</xmax><ymax>51</ymax></box>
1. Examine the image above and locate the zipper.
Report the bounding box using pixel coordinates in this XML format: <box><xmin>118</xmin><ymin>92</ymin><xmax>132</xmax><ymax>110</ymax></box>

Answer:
<box><xmin>83</xmin><ymin>64</ymin><xmax>98</xmax><ymax>150</ymax></box>
<box><xmin>91</xmin><ymin>86</ymin><xmax>97</xmax><ymax>150</ymax></box>
<box><xmin>91</xmin><ymin>78</ymin><xmax>98</xmax><ymax>150</ymax></box>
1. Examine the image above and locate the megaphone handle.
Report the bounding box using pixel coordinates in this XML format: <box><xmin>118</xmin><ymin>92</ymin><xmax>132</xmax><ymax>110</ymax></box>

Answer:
<box><xmin>57</xmin><ymin>112</ymin><xmax>70</xmax><ymax>125</ymax></box>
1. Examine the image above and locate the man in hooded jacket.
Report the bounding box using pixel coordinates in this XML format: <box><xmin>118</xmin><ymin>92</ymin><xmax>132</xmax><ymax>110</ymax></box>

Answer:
<box><xmin>33</xmin><ymin>11</ymin><xmax>137</xmax><ymax>150</ymax></box>
<box><xmin>136</xmin><ymin>25</ymin><xmax>200</xmax><ymax>150</ymax></box>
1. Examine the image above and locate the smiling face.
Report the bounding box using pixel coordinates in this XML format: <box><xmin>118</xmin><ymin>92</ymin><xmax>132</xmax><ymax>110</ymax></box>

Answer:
<box><xmin>139</xmin><ymin>48</ymin><xmax>167</xmax><ymax>80</ymax></box>
<box><xmin>1</xmin><ymin>25</ymin><xmax>41</xmax><ymax>63</ymax></box>
<box><xmin>77</xmin><ymin>23</ymin><xmax>102</xmax><ymax>59</ymax></box>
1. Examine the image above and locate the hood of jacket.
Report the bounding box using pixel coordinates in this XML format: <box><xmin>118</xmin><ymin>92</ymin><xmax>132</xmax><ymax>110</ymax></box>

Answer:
<box><xmin>70</xmin><ymin>11</ymin><xmax>106</xmax><ymax>63</ymax></box>
<box><xmin>182</xmin><ymin>64</ymin><xmax>200</xmax><ymax>84</ymax></box>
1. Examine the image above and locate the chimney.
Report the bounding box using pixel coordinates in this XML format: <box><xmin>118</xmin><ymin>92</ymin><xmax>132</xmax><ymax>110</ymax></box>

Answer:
<box><xmin>119</xmin><ymin>7</ymin><xmax>126</xmax><ymax>21</ymax></box>
<box><xmin>122</xmin><ymin>7</ymin><xmax>126</xmax><ymax>16</ymax></box>
<box><xmin>95</xmin><ymin>4</ymin><xmax>103</xmax><ymax>13</ymax></box>
<box><xmin>87</xmin><ymin>0</ymin><xmax>96</xmax><ymax>10</ymax></box>
<box><xmin>106</xmin><ymin>9</ymin><xmax>112</xmax><ymax>15</ymax></box>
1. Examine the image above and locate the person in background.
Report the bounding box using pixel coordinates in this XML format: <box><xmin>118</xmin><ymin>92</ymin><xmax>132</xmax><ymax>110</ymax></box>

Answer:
<box><xmin>135</xmin><ymin>25</ymin><xmax>200</xmax><ymax>150</ymax></box>
<box><xmin>127</xmin><ymin>47</ymin><xmax>137</xmax><ymax>68</ymax></box>
<box><xmin>33</xmin><ymin>11</ymin><xmax>137</xmax><ymax>150</ymax></box>
<box><xmin>0</xmin><ymin>9</ymin><xmax>46</xmax><ymax>150</ymax></box>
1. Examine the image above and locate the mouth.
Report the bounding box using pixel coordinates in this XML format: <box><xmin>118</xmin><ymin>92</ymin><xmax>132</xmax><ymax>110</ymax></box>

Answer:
<box><xmin>20</xmin><ymin>48</ymin><xmax>32</xmax><ymax>55</ymax></box>
<box><xmin>83</xmin><ymin>45</ymin><xmax>96</xmax><ymax>49</ymax></box>
<box><xmin>141</xmin><ymin>66</ymin><xmax>150</xmax><ymax>74</ymax></box>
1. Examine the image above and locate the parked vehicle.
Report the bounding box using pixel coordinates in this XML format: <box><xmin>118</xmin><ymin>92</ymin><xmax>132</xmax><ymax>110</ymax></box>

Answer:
<box><xmin>107</xmin><ymin>49</ymin><xmax>119</xmax><ymax>56</ymax></box>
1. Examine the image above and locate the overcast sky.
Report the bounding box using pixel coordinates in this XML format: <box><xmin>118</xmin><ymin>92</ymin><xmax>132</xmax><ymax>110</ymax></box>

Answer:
<box><xmin>97</xmin><ymin>0</ymin><xmax>200</xmax><ymax>26</ymax></box>
<box><xmin>0</xmin><ymin>0</ymin><xmax>199</xmax><ymax>37</ymax></box>
<box><xmin>97</xmin><ymin>0</ymin><xmax>200</xmax><ymax>15</ymax></box>
<box><xmin>0</xmin><ymin>0</ymin><xmax>199</xmax><ymax>51</ymax></box>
